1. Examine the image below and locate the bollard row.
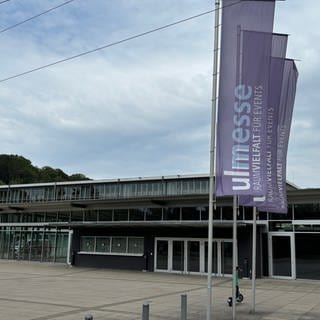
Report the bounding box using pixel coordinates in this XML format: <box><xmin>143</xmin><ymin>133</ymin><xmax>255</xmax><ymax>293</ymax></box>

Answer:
<box><xmin>83</xmin><ymin>294</ymin><xmax>188</xmax><ymax>320</ymax></box>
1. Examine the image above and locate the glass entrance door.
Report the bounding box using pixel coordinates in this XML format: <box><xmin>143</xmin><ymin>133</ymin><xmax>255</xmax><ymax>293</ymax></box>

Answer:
<box><xmin>221</xmin><ymin>241</ymin><xmax>233</xmax><ymax>276</ymax></box>
<box><xmin>187</xmin><ymin>241</ymin><xmax>200</xmax><ymax>272</ymax></box>
<box><xmin>269</xmin><ymin>233</ymin><xmax>295</xmax><ymax>278</ymax></box>
<box><xmin>156</xmin><ymin>240</ymin><xmax>169</xmax><ymax>270</ymax></box>
<box><xmin>204</xmin><ymin>241</ymin><xmax>218</xmax><ymax>274</ymax></box>
<box><xmin>172</xmin><ymin>240</ymin><xmax>184</xmax><ymax>271</ymax></box>
<box><xmin>155</xmin><ymin>238</ymin><xmax>233</xmax><ymax>276</ymax></box>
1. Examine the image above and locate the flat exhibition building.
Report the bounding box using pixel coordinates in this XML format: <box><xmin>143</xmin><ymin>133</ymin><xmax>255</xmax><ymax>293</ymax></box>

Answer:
<box><xmin>0</xmin><ymin>174</ymin><xmax>319</xmax><ymax>280</ymax></box>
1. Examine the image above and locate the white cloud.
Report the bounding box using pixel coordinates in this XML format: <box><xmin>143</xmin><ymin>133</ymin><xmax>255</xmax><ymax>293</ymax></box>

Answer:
<box><xmin>0</xmin><ymin>0</ymin><xmax>319</xmax><ymax>188</ymax></box>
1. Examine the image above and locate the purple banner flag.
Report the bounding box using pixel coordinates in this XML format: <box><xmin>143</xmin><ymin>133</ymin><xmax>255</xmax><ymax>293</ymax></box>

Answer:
<box><xmin>258</xmin><ymin>59</ymin><xmax>298</xmax><ymax>213</ymax></box>
<box><xmin>239</xmin><ymin>33</ymin><xmax>288</xmax><ymax>209</ymax></box>
<box><xmin>239</xmin><ymin>59</ymin><xmax>298</xmax><ymax>213</ymax></box>
<box><xmin>216</xmin><ymin>0</ymin><xmax>275</xmax><ymax>196</ymax></box>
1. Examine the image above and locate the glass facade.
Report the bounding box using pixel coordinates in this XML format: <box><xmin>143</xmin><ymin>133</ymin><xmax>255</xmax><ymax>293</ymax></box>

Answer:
<box><xmin>0</xmin><ymin>206</ymin><xmax>245</xmax><ymax>223</ymax></box>
<box><xmin>0</xmin><ymin>227</ymin><xmax>68</xmax><ymax>262</ymax></box>
<box><xmin>0</xmin><ymin>177</ymin><xmax>209</xmax><ymax>203</ymax></box>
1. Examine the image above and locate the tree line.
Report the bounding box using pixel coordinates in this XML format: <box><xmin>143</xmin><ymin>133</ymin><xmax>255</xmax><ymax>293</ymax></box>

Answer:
<box><xmin>0</xmin><ymin>154</ymin><xmax>89</xmax><ymax>185</ymax></box>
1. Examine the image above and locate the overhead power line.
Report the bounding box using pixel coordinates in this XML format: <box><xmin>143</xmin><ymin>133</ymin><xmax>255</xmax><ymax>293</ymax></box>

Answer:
<box><xmin>0</xmin><ymin>0</ymin><xmax>10</xmax><ymax>5</ymax></box>
<box><xmin>0</xmin><ymin>0</ymin><xmax>77</xmax><ymax>34</ymax></box>
<box><xmin>0</xmin><ymin>1</ymin><xmax>242</xmax><ymax>84</ymax></box>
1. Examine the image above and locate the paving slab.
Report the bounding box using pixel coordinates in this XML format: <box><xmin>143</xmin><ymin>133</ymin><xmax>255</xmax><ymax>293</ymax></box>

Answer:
<box><xmin>0</xmin><ymin>260</ymin><xmax>320</xmax><ymax>319</ymax></box>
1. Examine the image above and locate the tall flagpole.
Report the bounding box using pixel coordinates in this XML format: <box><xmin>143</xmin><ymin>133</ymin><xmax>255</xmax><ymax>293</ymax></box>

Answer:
<box><xmin>251</xmin><ymin>206</ymin><xmax>257</xmax><ymax>313</ymax></box>
<box><xmin>207</xmin><ymin>1</ymin><xmax>221</xmax><ymax>320</ymax></box>
<box><xmin>232</xmin><ymin>195</ymin><xmax>238</xmax><ymax>320</ymax></box>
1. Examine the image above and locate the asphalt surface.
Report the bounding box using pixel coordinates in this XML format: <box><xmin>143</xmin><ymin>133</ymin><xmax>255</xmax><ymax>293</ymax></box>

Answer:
<box><xmin>0</xmin><ymin>260</ymin><xmax>319</xmax><ymax>319</ymax></box>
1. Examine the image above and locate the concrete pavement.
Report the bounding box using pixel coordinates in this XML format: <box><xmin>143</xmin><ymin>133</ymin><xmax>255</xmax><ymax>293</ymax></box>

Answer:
<box><xmin>0</xmin><ymin>261</ymin><xmax>319</xmax><ymax>319</ymax></box>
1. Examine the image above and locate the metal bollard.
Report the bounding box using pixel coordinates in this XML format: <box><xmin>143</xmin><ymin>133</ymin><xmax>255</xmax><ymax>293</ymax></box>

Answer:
<box><xmin>84</xmin><ymin>314</ymin><xmax>93</xmax><ymax>320</ymax></box>
<box><xmin>181</xmin><ymin>294</ymin><xmax>187</xmax><ymax>320</ymax></box>
<box><xmin>142</xmin><ymin>303</ymin><xmax>149</xmax><ymax>320</ymax></box>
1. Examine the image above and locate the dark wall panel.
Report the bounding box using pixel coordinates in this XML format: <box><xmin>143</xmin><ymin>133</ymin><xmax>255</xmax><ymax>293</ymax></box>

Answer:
<box><xmin>75</xmin><ymin>253</ymin><xmax>145</xmax><ymax>270</ymax></box>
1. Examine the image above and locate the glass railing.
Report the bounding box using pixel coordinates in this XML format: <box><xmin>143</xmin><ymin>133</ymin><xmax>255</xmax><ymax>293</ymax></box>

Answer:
<box><xmin>0</xmin><ymin>178</ymin><xmax>209</xmax><ymax>204</ymax></box>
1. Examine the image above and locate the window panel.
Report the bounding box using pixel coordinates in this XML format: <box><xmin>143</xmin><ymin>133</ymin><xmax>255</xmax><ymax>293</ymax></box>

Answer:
<box><xmin>221</xmin><ymin>206</ymin><xmax>233</xmax><ymax>220</ymax></box>
<box><xmin>98</xmin><ymin>210</ymin><xmax>113</xmax><ymax>221</ymax></box>
<box><xmin>22</xmin><ymin>213</ymin><xmax>33</xmax><ymax>223</ymax></box>
<box><xmin>181</xmin><ymin>207</ymin><xmax>200</xmax><ymax>220</ymax></box>
<box><xmin>80</xmin><ymin>236</ymin><xmax>95</xmax><ymax>252</ymax></box>
<box><xmin>57</xmin><ymin>211</ymin><xmax>70</xmax><ymax>222</ymax></box>
<box><xmin>71</xmin><ymin>187</ymin><xmax>81</xmax><ymax>200</ymax></box>
<box><xmin>84</xmin><ymin>210</ymin><xmax>98</xmax><ymax>222</ymax></box>
<box><xmin>114</xmin><ymin>209</ymin><xmax>128</xmax><ymax>221</ymax></box>
<box><xmin>166</xmin><ymin>181</ymin><xmax>180</xmax><ymax>195</ymax></box>
<box><xmin>45</xmin><ymin>212</ymin><xmax>58</xmax><ymax>222</ymax></box>
<box><xmin>70</xmin><ymin>211</ymin><xmax>83</xmax><ymax>222</ymax></box>
<box><xmin>145</xmin><ymin>208</ymin><xmax>162</xmax><ymax>221</ymax></box>
<box><xmin>128</xmin><ymin>238</ymin><xmax>144</xmax><ymax>254</ymax></box>
<box><xmin>105</xmin><ymin>184</ymin><xmax>118</xmax><ymax>199</ymax></box>
<box><xmin>129</xmin><ymin>208</ymin><xmax>145</xmax><ymax>221</ymax></box>
<box><xmin>163</xmin><ymin>207</ymin><xmax>180</xmax><ymax>220</ymax></box>
<box><xmin>111</xmin><ymin>237</ymin><xmax>127</xmax><ymax>253</ymax></box>
<box><xmin>294</xmin><ymin>204</ymin><xmax>319</xmax><ymax>220</ymax></box>
<box><xmin>96</xmin><ymin>237</ymin><xmax>110</xmax><ymax>253</ymax></box>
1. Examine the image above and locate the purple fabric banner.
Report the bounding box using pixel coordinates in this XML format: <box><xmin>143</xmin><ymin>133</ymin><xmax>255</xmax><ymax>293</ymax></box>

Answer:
<box><xmin>239</xmin><ymin>59</ymin><xmax>298</xmax><ymax>213</ymax></box>
<box><xmin>239</xmin><ymin>33</ymin><xmax>288</xmax><ymax>209</ymax></box>
<box><xmin>258</xmin><ymin>59</ymin><xmax>298</xmax><ymax>213</ymax></box>
<box><xmin>216</xmin><ymin>0</ymin><xmax>275</xmax><ymax>196</ymax></box>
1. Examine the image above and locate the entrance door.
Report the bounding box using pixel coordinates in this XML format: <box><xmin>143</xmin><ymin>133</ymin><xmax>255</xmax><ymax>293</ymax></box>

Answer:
<box><xmin>172</xmin><ymin>240</ymin><xmax>184</xmax><ymax>271</ymax></box>
<box><xmin>156</xmin><ymin>240</ymin><xmax>169</xmax><ymax>270</ymax></box>
<box><xmin>269</xmin><ymin>233</ymin><xmax>295</xmax><ymax>279</ymax></box>
<box><xmin>155</xmin><ymin>238</ymin><xmax>233</xmax><ymax>276</ymax></box>
<box><xmin>221</xmin><ymin>241</ymin><xmax>233</xmax><ymax>276</ymax></box>
<box><xmin>204</xmin><ymin>241</ymin><xmax>218</xmax><ymax>274</ymax></box>
<box><xmin>187</xmin><ymin>241</ymin><xmax>200</xmax><ymax>272</ymax></box>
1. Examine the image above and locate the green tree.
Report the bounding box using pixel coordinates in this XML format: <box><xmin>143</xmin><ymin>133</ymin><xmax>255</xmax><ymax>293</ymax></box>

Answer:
<box><xmin>0</xmin><ymin>154</ymin><xmax>89</xmax><ymax>184</ymax></box>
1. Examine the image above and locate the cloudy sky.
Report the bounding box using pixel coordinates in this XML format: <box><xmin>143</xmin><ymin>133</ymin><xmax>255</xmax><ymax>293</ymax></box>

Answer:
<box><xmin>0</xmin><ymin>0</ymin><xmax>318</xmax><ymax>188</ymax></box>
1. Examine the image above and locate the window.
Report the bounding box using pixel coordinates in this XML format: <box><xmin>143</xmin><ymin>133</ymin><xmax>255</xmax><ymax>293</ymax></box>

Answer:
<box><xmin>96</xmin><ymin>237</ymin><xmax>110</xmax><ymax>253</ymax></box>
<box><xmin>45</xmin><ymin>212</ymin><xmax>58</xmax><ymax>222</ymax></box>
<box><xmin>70</xmin><ymin>211</ymin><xmax>83</xmax><ymax>222</ymax></box>
<box><xmin>93</xmin><ymin>185</ymin><xmax>105</xmax><ymax>199</ymax></box>
<box><xmin>200</xmin><ymin>206</ymin><xmax>220</xmax><ymax>220</ymax></box>
<box><xmin>98</xmin><ymin>210</ymin><xmax>113</xmax><ymax>221</ymax></box>
<box><xmin>181</xmin><ymin>207</ymin><xmax>200</xmax><ymax>220</ymax></box>
<box><xmin>79</xmin><ymin>236</ymin><xmax>144</xmax><ymax>255</ymax></box>
<box><xmin>57</xmin><ymin>211</ymin><xmax>70</xmax><ymax>222</ymax></box>
<box><xmin>84</xmin><ymin>210</ymin><xmax>98</xmax><ymax>222</ymax></box>
<box><xmin>145</xmin><ymin>208</ymin><xmax>162</xmax><ymax>221</ymax></box>
<box><xmin>221</xmin><ymin>206</ymin><xmax>233</xmax><ymax>220</ymax></box>
<box><xmin>104</xmin><ymin>184</ymin><xmax>118</xmax><ymax>199</ymax></box>
<box><xmin>80</xmin><ymin>236</ymin><xmax>95</xmax><ymax>252</ymax></box>
<box><xmin>129</xmin><ymin>208</ymin><xmax>145</xmax><ymax>221</ymax></box>
<box><xmin>112</xmin><ymin>237</ymin><xmax>127</xmax><ymax>253</ymax></box>
<box><xmin>163</xmin><ymin>207</ymin><xmax>180</xmax><ymax>220</ymax></box>
<box><xmin>128</xmin><ymin>238</ymin><xmax>144</xmax><ymax>254</ymax></box>
<box><xmin>166</xmin><ymin>181</ymin><xmax>180</xmax><ymax>195</ymax></box>
<box><xmin>114</xmin><ymin>209</ymin><xmax>128</xmax><ymax>221</ymax></box>
<box><xmin>294</xmin><ymin>204</ymin><xmax>320</xmax><ymax>220</ymax></box>
<box><xmin>182</xmin><ymin>180</ymin><xmax>194</xmax><ymax>194</ymax></box>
